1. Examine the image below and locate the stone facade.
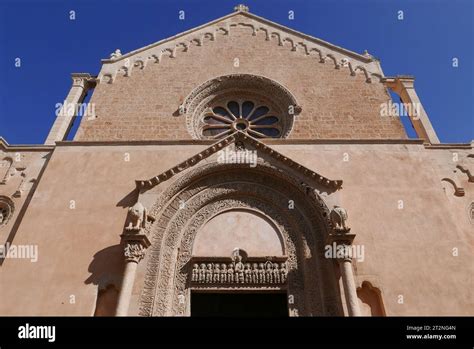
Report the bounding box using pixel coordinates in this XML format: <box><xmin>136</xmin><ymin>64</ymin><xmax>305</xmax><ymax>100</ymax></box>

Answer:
<box><xmin>74</xmin><ymin>12</ymin><xmax>406</xmax><ymax>141</ymax></box>
<box><xmin>0</xmin><ymin>6</ymin><xmax>472</xmax><ymax>317</ymax></box>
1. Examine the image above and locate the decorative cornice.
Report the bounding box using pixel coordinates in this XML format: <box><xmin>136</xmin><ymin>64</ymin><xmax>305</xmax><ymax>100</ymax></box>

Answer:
<box><xmin>135</xmin><ymin>131</ymin><xmax>343</xmax><ymax>191</ymax></box>
<box><xmin>53</xmin><ymin>138</ymin><xmax>427</xmax><ymax>147</ymax></box>
<box><xmin>97</xmin><ymin>11</ymin><xmax>381</xmax><ymax>85</ymax></box>
<box><xmin>0</xmin><ymin>137</ymin><xmax>55</xmax><ymax>151</ymax></box>
<box><xmin>424</xmin><ymin>143</ymin><xmax>473</xmax><ymax>150</ymax></box>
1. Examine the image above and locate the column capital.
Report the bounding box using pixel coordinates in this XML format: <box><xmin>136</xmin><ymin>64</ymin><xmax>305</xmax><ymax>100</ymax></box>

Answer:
<box><xmin>121</xmin><ymin>232</ymin><xmax>151</xmax><ymax>263</ymax></box>
<box><xmin>382</xmin><ymin>75</ymin><xmax>415</xmax><ymax>94</ymax></box>
<box><xmin>327</xmin><ymin>234</ymin><xmax>357</xmax><ymax>263</ymax></box>
<box><xmin>123</xmin><ymin>241</ymin><xmax>147</xmax><ymax>263</ymax></box>
<box><xmin>71</xmin><ymin>73</ymin><xmax>97</xmax><ymax>89</ymax></box>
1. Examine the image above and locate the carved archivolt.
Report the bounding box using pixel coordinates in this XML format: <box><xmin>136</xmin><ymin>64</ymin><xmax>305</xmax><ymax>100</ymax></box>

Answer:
<box><xmin>98</xmin><ymin>14</ymin><xmax>382</xmax><ymax>85</ymax></box>
<box><xmin>138</xmin><ymin>162</ymin><xmax>343</xmax><ymax>317</ymax></box>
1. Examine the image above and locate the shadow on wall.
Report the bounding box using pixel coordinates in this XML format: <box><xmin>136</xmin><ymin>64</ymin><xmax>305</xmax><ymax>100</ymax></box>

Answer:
<box><xmin>357</xmin><ymin>281</ymin><xmax>386</xmax><ymax>316</ymax></box>
<box><xmin>116</xmin><ymin>189</ymin><xmax>138</xmax><ymax>209</ymax></box>
<box><xmin>85</xmin><ymin>244</ymin><xmax>124</xmax><ymax>316</ymax></box>
<box><xmin>0</xmin><ymin>153</ymin><xmax>51</xmax><ymax>266</ymax></box>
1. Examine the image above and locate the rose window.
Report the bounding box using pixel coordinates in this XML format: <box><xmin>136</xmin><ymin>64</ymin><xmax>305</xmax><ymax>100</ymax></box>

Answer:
<box><xmin>0</xmin><ymin>196</ymin><xmax>14</xmax><ymax>226</ymax></box>
<box><xmin>201</xmin><ymin>100</ymin><xmax>281</xmax><ymax>139</ymax></box>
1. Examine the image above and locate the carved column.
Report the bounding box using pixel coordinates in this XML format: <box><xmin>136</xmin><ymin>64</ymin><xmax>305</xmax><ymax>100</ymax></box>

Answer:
<box><xmin>328</xmin><ymin>206</ymin><xmax>361</xmax><ymax>316</ymax></box>
<box><xmin>383</xmin><ymin>76</ymin><xmax>440</xmax><ymax>144</ymax></box>
<box><xmin>45</xmin><ymin>73</ymin><xmax>96</xmax><ymax>145</ymax></box>
<box><xmin>116</xmin><ymin>240</ymin><xmax>148</xmax><ymax>316</ymax></box>
<box><xmin>337</xmin><ymin>243</ymin><xmax>361</xmax><ymax>317</ymax></box>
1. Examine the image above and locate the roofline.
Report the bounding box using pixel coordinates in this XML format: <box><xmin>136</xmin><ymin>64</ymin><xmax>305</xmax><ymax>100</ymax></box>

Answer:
<box><xmin>101</xmin><ymin>10</ymin><xmax>373</xmax><ymax>64</ymax></box>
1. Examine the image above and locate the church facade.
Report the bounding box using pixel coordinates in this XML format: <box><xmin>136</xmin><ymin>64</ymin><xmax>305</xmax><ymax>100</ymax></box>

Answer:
<box><xmin>0</xmin><ymin>5</ymin><xmax>472</xmax><ymax>316</ymax></box>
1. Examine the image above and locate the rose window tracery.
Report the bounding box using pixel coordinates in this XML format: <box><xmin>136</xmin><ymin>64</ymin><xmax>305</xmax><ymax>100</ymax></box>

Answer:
<box><xmin>0</xmin><ymin>196</ymin><xmax>14</xmax><ymax>226</ymax></box>
<box><xmin>182</xmin><ymin>74</ymin><xmax>301</xmax><ymax>140</ymax></box>
<box><xmin>201</xmin><ymin>100</ymin><xmax>281</xmax><ymax>139</ymax></box>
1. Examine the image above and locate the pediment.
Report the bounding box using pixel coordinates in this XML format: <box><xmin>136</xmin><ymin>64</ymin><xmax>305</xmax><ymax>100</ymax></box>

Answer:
<box><xmin>98</xmin><ymin>7</ymin><xmax>383</xmax><ymax>84</ymax></box>
<box><xmin>136</xmin><ymin>131</ymin><xmax>343</xmax><ymax>192</ymax></box>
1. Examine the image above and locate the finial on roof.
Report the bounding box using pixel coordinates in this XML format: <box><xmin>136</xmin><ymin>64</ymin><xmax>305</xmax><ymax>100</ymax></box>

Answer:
<box><xmin>110</xmin><ymin>49</ymin><xmax>122</xmax><ymax>59</ymax></box>
<box><xmin>363</xmin><ymin>50</ymin><xmax>371</xmax><ymax>57</ymax></box>
<box><xmin>234</xmin><ymin>4</ymin><xmax>249</xmax><ymax>12</ymax></box>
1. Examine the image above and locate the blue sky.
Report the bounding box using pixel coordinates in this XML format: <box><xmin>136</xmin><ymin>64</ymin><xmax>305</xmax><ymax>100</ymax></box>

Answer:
<box><xmin>0</xmin><ymin>0</ymin><xmax>472</xmax><ymax>144</ymax></box>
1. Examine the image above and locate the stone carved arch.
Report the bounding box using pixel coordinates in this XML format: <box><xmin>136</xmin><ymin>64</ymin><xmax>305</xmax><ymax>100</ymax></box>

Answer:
<box><xmin>0</xmin><ymin>157</ymin><xmax>13</xmax><ymax>184</ymax></box>
<box><xmin>133</xmin><ymin>59</ymin><xmax>145</xmax><ymax>70</ymax></box>
<box><xmin>283</xmin><ymin>37</ymin><xmax>297</xmax><ymax>51</ymax></box>
<box><xmin>326</xmin><ymin>54</ymin><xmax>340</xmax><ymax>69</ymax></box>
<box><xmin>297</xmin><ymin>42</ymin><xmax>310</xmax><ymax>55</ymax></box>
<box><xmin>139</xmin><ymin>161</ymin><xmax>343</xmax><ymax>316</ymax></box>
<box><xmin>442</xmin><ymin>177</ymin><xmax>465</xmax><ymax>197</ymax></box>
<box><xmin>216</xmin><ymin>27</ymin><xmax>229</xmax><ymax>36</ymax></box>
<box><xmin>355</xmin><ymin>66</ymin><xmax>372</xmax><ymax>83</ymax></box>
<box><xmin>201</xmin><ymin>32</ymin><xmax>215</xmax><ymax>43</ymax></box>
<box><xmin>270</xmin><ymin>31</ymin><xmax>284</xmax><ymax>46</ymax></box>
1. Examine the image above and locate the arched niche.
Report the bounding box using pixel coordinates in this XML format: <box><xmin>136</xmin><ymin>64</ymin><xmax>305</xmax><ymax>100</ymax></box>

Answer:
<box><xmin>192</xmin><ymin>208</ymin><xmax>285</xmax><ymax>257</ymax></box>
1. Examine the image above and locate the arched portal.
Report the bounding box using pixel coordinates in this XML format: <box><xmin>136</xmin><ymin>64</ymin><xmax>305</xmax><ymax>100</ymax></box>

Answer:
<box><xmin>138</xmin><ymin>161</ymin><xmax>343</xmax><ymax>316</ymax></box>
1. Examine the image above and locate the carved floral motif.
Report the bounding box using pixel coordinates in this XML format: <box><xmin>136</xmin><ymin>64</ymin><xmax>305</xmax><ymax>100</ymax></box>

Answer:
<box><xmin>124</xmin><ymin>242</ymin><xmax>146</xmax><ymax>263</ymax></box>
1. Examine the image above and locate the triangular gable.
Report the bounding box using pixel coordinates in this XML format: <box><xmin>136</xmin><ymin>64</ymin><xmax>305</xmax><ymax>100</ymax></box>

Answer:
<box><xmin>136</xmin><ymin>131</ymin><xmax>343</xmax><ymax>191</ymax></box>
<box><xmin>99</xmin><ymin>6</ymin><xmax>382</xmax><ymax>84</ymax></box>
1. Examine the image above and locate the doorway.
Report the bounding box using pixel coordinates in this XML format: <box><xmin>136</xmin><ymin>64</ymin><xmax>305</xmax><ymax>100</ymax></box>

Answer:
<box><xmin>191</xmin><ymin>292</ymin><xmax>288</xmax><ymax>317</ymax></box>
